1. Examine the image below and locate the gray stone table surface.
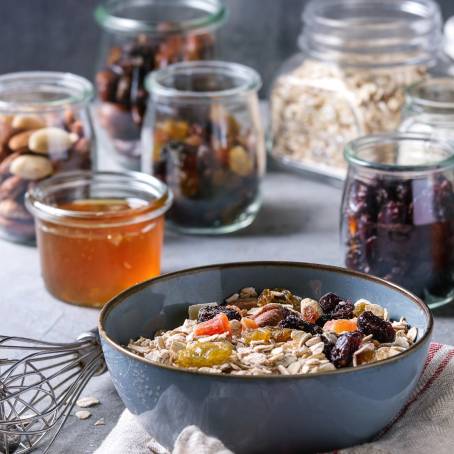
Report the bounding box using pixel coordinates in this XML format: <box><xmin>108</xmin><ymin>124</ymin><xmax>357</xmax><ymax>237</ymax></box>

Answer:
<box><xmin>2</xmin><ymin>169</ymin><xmax>454</xmax><ymax>453</ymax></box>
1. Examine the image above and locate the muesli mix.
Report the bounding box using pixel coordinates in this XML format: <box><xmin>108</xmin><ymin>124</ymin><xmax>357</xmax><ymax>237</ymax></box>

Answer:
<box><xmin>128</xmin><ymin>287</ymin><xmax>417</xmax><ymax>375</ymax></box>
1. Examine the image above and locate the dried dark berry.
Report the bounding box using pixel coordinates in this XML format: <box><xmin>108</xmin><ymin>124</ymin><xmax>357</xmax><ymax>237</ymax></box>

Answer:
<box><xmin>329</xmin><ymin>331</ymin><xmax>363</xmax><ymax>368</ymax></box>
<box><xmin>278</xmin><ymin>314</ymin><xmax>321</xmax><ymax>334</ymax></box>
<box><xmin>319</xmin><ymin>292</ymin><xmax>343</xmax><ymax>313</ymax></box>
<box><xmin>197</xmin><ymin>305</ymin><xmax>241</xmax><ymax>323</ymax></box>
<box><xmin>377</xmin><ymin>201</ymin><xmax>408</xmax><ymax>225</ymax></box>
<box><xmin>331</xmin><ymin>300</ymin><xmax>354</xmax><ymax>320</ymax></box>
<box><xmin>357</xmin><ymin>311</ymin><xmax>395</xmax><ymax>343</ymax></box>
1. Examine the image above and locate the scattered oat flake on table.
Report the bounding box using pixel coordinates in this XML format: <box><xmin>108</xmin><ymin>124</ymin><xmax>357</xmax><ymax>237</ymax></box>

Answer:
<box><xmin>94</xmin><ymin>418</ymin><xmax>105</xmax><ymax>426</ymax></box>
<box><xmin>75</xmin><ymin>410</ymin><xmax>91</xmax><ymax>420</ymax></box>
<box><xmin>76</xmin><ymin>396</ymin><xmax>100</xmax><ymax>408</ymax></box>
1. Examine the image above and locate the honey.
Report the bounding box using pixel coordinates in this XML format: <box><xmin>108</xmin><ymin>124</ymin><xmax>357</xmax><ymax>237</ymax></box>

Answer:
<box><xmin>26</xmin><ymin>171</ymin><xmax>172</xmax><ymax>308</ymax></box>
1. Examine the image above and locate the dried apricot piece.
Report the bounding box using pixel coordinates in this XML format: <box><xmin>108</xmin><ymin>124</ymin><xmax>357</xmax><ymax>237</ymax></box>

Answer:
<box><xmin>194</xmin><ymin>313</ymin><xmax>231</xmax><ymax>336</ymax></box>
<box><xmin>323</xmin><ymin>318</ymin><xmax>358</xmax><ymax>334</ymax></box>
<box><xmin>176</xmin><ymin>341</ymin><xmax>233</xmax><ymax>367</ymax></box>
<box><xmin>241</xmin><ymin>317</ymin><xmax>259</xmax><ymax>330</ymax></box>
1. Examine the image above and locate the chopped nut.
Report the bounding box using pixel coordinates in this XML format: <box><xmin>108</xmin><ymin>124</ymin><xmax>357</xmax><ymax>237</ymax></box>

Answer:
<box><xmin>76</xmin><ymin>396</ymin><xmax>100</xmax><ymax>408</ymax></box>
<box><xmin>75</xmin><ymin>410</ymin><xmax>91</xmax><ymax>420</ymax></box>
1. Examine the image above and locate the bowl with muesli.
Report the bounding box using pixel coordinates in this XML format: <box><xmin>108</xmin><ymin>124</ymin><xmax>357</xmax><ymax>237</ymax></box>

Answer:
<box><xmin>99</xmin><ymin>261</ymin><xmax>432</xmax><ymax>453</ymax></box>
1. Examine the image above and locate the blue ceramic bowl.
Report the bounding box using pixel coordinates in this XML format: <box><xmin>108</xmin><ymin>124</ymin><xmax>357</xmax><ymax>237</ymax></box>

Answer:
<box><xmin>99</xmin><ymin>262</ymin><xmax>432</xmax><ymax>453</ymax></box>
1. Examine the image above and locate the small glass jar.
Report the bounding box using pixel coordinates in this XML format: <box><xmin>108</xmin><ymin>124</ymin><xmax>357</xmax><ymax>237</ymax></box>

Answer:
<box><xmin>400</xmin><ymin>78</ymin><xmax>454</xmax><ymax>141</ymax></box>
<box><xmin>26</xmin><ymin>171</ymin><xmax>172</xmax><ymax>308</ymax></box>
<box><xmin>93</xmin><ymin>0</ymin><xmax>227</xmax><ymax>170</ymax></box>
<box><xmin>341</xmin><ymin>133</ymin><xmax>454</xmax><ymax>308</ymax></box>
<box><xmin>142</xmin><ymin>61</ymin><xmax>265</xmax><ymax>234</ymax></box>
<box><xmin>0</xmin><ymin>72</ymin><xmax>95</xmax><ymax>244</ymax></box>
<box><xmin>270</xmin><ymin>0</ymin><xmax>445</xmax><ymax>182</ymax></box>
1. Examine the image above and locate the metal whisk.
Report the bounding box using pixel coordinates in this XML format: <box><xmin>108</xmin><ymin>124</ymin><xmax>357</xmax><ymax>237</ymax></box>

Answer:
<box><xmin>0</xmin><ymin>331</ymin><xmax>106</xmax><ymax>453</ymax></box>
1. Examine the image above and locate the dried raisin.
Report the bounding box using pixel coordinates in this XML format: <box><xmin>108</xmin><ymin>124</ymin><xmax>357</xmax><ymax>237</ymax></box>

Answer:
<box><xmin>197</xmin><ymin>305</ymin><xmax>241</xmax><ymax>323</ymax></box>
<box><xmin>319</xmin><ymin>292</ymin><xmax>343</xmax><ymax>313</ymax></box>
<box><xmin>278</xmin><ymin>314</ymin><xmax>321</xmax><ymax>334</ymax></box>
<box><xmin>331</xmin><ymin>300</ymin><xmax>354</xmax><ymax>319</ymax></box>
<box><xmin>357</xmin><ymin>311</ymin><xmax>395</xmax><ymax>343</ymax></box>
<box><xmin>329</xmin><ymin>332</ymin><xmax>363</xmax><ymax>368</ymax></box>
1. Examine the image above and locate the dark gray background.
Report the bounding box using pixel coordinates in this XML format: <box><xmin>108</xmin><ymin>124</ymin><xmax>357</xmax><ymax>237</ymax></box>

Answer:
<box><xmin>0</xmin><ymin>0</ymin><xmax>453</xmax><ymax>94</ymax></box>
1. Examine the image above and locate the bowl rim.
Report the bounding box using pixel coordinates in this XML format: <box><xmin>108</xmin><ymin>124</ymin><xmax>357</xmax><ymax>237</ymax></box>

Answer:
<box><xmin>98</xmin><ymin>261</ymin><xmax>433</xmax><ymax>380</ymax></box>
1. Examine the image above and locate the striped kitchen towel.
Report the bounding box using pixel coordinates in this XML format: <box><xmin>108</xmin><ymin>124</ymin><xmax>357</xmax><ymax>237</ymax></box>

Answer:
<box><xmin>95</xmin><ymin>343</ymin><xmax>454</xmax><ymax>454</ymax></box>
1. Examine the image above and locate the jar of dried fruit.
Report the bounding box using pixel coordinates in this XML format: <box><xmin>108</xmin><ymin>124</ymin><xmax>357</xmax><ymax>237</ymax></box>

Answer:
<box><xmin>142</xmin><ymin>61</ymin><xmax>265</xmax><ymax>234</ymax></box>
<box><xmin>400</xmin><ymin>78</ymin><xmax>454</xmax><ymax>141</ymax></box>
<box><xmin>270</xmin><ymin>0</ymin><xmax>446</xmax><ymax>183</ymax></box>
<box><xmin>0</xmin><ymin>72</ymin><xmax>95</xmax><ymax>244</ymax></box>
<box><xmin>341</xmin><ymin>133</ymin><xmax>454</xmax><ymax>308</ymax></box>
<box><xmin>94</xmin><ymin>0</ymin><xmax>227</xmax><ymax>170</ymax></box>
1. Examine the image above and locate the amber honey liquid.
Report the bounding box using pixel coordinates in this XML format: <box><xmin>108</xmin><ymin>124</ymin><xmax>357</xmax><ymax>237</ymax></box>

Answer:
<box><xmin>37</xmin><ymin>198</ymin><xmax>164</xmax><ymax>307</ymax></box>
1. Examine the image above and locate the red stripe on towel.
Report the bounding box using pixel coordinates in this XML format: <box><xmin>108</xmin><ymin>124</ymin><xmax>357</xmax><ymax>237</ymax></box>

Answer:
<box><xmin>379</xmin><ymin>346</ymin><xmax>454</xmax><ymax>437</ymax></box>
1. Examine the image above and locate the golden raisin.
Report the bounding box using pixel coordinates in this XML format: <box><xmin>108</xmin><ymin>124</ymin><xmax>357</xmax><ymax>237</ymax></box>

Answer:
<box><xmin>272</xmin><ymin>328</ymin><xmax>292</xmax><ymax>342</ymax></box>
<box><xmin>243</xmin><ymin>328</ymin><xmax>271</xmax><ymax>344</ymax></box>
<box><xmin>176</xmin><ymin>341</ymin><xmax>233</xmax><ymax>368</ymax></box>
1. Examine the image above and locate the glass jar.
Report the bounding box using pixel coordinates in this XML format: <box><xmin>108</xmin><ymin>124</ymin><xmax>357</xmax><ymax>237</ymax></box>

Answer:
<box><xmin>26</xmin><ymin>171</ymin><xmax>172</xmax><ymax>308</ymax></box>
<box><xmin>0</xmin><ymin>72</ymin><xmax>95</xmax><ymax>244</ymax></box>
<box><xmin>400</xmin><ymin>78</ymin><xmax>454</xmax><ymax>141</ymax></box>
<box><xmin>142</xmin><ymin>61</ymin><xmax>265</xmax><ymax>234</ymax></box>
<box><xmin>93</xmin><ymin>0</ymin><xmax>227</xmax><ymax>170</ymax></box>
<box><xmin>341</xmin><ymin>133</ymin><xmax>454</xmax><ymax>308</ymax></box>
<box><xmin>270</xmin><ymin>0</ymin><xmax>444</xmax><ymax>183</ymax></box>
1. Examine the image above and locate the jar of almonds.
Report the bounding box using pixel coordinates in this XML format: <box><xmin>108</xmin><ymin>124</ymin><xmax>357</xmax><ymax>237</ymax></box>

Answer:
<box><xmin>270</xmin><ymin>0</ymin><xmax>447</xmax><ymax>183</ymax></box>
<box><xmin>94</xmin><ymin>0</ymin><xmax>227</xmax><ymax>170</ymax></box>
<box><xmin>0</xmin><ymin>72</ymin><xmax>95</xmax><ymax>244</ymax></box>
<box><xmin>142</xmin><ymin>61</ymin><xmax>265</xmax><ymax>234</ymax></box>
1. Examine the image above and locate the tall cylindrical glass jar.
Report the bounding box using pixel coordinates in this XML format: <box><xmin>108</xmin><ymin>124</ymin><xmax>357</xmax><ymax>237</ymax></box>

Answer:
<box><xmin>400</xmin><ymin>78</ymin><xmax>454</xmax><ymax>140</ymax></box>
<box><xmin>94</xmin><ymin>0</ymin><xmax>227</xmax><ymax>170</ymax></box>
<box><xmin>142</xmin><ymin>61</ymin><xmax>265</xmax><ymax>234</ymax></box>
<box><xmin>0</xmin><ymin>72</ymin><xmax>95</xmax><ymax>244</ymax></box>
<box><xmin>270</xmin><ymin>0</ymin><xmax>445</xmax><ymax>182</ymax></box>
<box><xmin>341</xmin><ymin>133</ymin><xmax>454</xmax><ymax>308</ymax></box>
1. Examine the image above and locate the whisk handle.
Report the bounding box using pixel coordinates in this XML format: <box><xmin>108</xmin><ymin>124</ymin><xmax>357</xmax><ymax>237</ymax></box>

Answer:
<box><xmin>76</xmin><ymin>329</ymin><xmax>107</xmax><ymax>376</ymax></box>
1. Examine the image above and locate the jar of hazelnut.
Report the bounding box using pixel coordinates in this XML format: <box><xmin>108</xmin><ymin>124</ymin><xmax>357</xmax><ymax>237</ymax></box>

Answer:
<box><xmin>270</xmin><ymin>0</ymin><xmax>447</xmax><ymax>184</ymax></box>
<box><xmin>0</xmin><ymin>72</ymin><xmax>95</xmax><ymax>244</ymax></box>
<box><xmin>94</xmin><ymin>0</ymin><xmax>227</xmax><ymax>170</ymax></box>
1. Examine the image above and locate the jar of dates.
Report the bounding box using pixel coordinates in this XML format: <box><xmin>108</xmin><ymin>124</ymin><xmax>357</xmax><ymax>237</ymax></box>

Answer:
<box><xmin>270</xmin><ymin>0</ymin><xmax>446</xmax><ymax>183</ymax></box>
<box><xmin>341</xmin><ymin>133</ymin><xmax>454</xmax><ymax>308</ymax></box>
<box><xmin>142</xmin><ymin>61</ymin><xmax>265</xmax><ymax>234</ymax></box>
<box><xmin>400</xmin><ymin>78</ymin><xmax>454</xmax><ymax>141</ymax></box>
<box><xmin>0</xmin><ymin>71</ymin><xmax>95</xmax><ymax>244</ymax></box>
<box><xmin>94</xmin><ymin>0</ymin><xmax>226</xmax><ymax>170</ymax></box>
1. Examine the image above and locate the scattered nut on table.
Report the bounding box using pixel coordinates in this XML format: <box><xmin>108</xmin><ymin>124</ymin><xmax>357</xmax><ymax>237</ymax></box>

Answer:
<box><xmin>75</xmin><ymin>410</ymin><xmax>91</xmax><ymax>420</ymax></box>
<box><xmin>76</xmin><ymin>396</ymin><xmax>100</xmax><ymax>408</ymax></box>
<box><xmin>94</xmin><ymin>418</ymin><xmax>105</xmax><ymax>426</ymax></box>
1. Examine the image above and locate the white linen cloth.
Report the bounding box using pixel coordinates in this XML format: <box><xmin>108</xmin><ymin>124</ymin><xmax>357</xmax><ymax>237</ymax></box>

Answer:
<box><xmin>95</xmin><ymin>343</ymin><xmax>454</xmax><ymax>454</ymax></box>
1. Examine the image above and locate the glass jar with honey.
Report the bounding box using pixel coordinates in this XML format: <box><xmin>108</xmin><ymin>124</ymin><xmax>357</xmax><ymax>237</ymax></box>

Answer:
<box><xmin>26</xmin><ymin>170</ymin><xmax>172</xmax><ymax>307</ymax></box>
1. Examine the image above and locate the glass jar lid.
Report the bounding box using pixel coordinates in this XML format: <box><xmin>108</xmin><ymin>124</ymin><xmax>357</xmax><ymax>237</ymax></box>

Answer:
<box><xmin>344</xmin><ymin>133</ymin><xmax>454</xmax><ymax>174</ymax></box>
<box><xmin>299</xmin><ymin>0</ymin><xmax>442</xmax><ymax>67</ymax></box>
<box><xmin>26</xmin><ymin>170</ymin><xmax>173</xmax><ymax>227</ymax></box>
<box><xmin>95</xmin><ymin>0</ymin><xmax>227</xmax><ymax>35</ymax></box>
<box><xmin>0</xmin><ymin>72</ymin><xmax>94</xmax><ymax>113</ymax></box>
<box><xmin>146</xmin><ymin>61</ymin><xmax>262</xmax><ymax>102</ymax></box>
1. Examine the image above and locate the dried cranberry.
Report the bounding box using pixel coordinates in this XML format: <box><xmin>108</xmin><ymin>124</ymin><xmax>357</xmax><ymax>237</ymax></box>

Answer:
<box><xmin>319</xmin><ymin>292</ymin><xmax>343</xmax><ymax>313</ymax></box>
<box><xmin>377</xmin><ymin>201</ymin><xmax>408</xmax><ymax>225</ymax></box>
<box><xmin>357</xmin><ymin>311</ymin><xmax>395</xmax><ymax>343</ymax></box>
<box><xmin>197</xmin><ymin>305</ymin><xmax>241</xmax><ymax>323</ymax></box>
<box><xmin>331</xmin><ymin>300</ymin><xmax>354</xmax><ymax>319</ymax></box>
<box><xmin>315</xmin><ymin>314</ymin><xmax>332</xmax><ymax>327</ymax></box>
<box><xmin>329</xmin><ymin>331</ymin><xmax>363</xmax><ymax>368</ymax></box>
<box><xmin>278</xmin><ymin>314</ymin><xmax>321</xmax><ymax>334</ymax></box>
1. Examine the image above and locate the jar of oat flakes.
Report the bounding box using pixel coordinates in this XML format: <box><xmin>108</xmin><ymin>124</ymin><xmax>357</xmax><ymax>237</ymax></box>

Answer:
<box><xmin>0</xmin><ymin>72</ymin><xmax>95</xmax><ymax>244</ymax></box>
<box><xmin>94</xmin><ymin>0</ymin><xmax>227</xmax><ymax>170</ymax></box>
<box><xmin>270</xmin><ymin>0</ymin><xmax>444</xmax><ymax>183</ymax></box>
